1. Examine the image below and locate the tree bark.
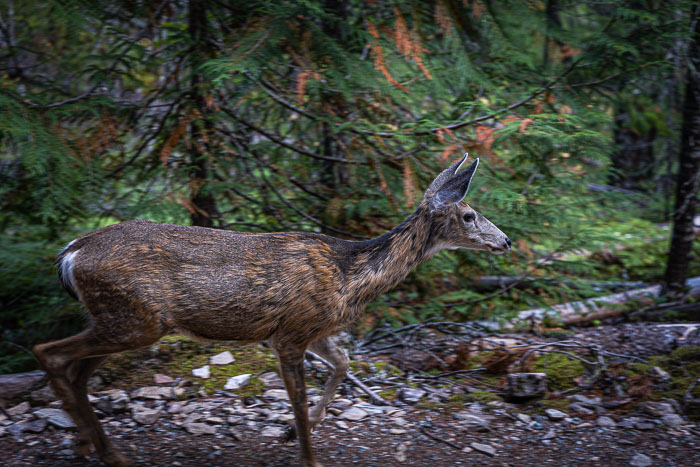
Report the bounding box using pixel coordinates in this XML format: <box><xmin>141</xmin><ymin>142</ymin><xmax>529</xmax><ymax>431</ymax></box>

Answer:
<box><xmin>663</xmin><ymin>6</ymin><xmax>700</xmax><ymax>296</ymax></box>
<box><xmin>188</xmin><ymin>0</ymin><xmax>218</xmax><ymax>228</ymax></box>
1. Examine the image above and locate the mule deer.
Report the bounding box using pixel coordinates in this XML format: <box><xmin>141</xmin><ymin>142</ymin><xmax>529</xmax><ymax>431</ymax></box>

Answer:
<box><xmin>34</xmin><ymin>154</ymin><xmax>509</xmax><ymax>466</ymax></box>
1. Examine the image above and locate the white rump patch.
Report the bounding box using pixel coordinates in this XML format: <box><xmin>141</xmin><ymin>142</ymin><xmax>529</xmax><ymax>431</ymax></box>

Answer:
<box><xmin>60</xmin><ymin>250</ymin><xmax>80</xmax><ymax>296</ymax></box>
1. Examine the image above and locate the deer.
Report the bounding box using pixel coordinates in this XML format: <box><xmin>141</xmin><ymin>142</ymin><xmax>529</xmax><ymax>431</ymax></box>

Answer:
<box><xmin>33</xmin><ymin>153</ymin><xmax>510</xmax><ymax>467</ymax></box>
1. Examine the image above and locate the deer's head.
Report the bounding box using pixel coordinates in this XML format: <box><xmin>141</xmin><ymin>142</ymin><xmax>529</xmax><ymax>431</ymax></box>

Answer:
<box><xmin>424</xmin><ymin>154</ymin><xmax>510</xmax><ymax>255</ymax></box>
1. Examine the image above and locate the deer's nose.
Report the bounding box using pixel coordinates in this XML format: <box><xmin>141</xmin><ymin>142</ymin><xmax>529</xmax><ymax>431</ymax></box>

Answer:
<box><xmin>504</xmin><ymin>237</ymin><xmax>511</xmax><ymax>250</ymax></box>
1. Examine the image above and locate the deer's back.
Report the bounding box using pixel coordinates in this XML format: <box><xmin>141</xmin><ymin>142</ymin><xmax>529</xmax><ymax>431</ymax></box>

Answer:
<box><xmin>64</xmin><ymin>220</ymin><xmax>354</xmax><ymax>343</ymax></box>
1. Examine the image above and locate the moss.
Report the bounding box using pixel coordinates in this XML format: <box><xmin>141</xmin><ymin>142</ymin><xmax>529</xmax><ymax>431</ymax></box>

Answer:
<box><xmin>463</xmin><ymin>390</ymin><xmax>503</xmax><ymax>404</ymax></box>
<box><xmin>532</xmin><ymin>353</ymin><xmax>586</xmax><ymax>391</ymax></box>
<box><xmin>465</xmin><ymin>351</ymin><xmax>495</xmax><ymax>369</ymax></box>
<box><xmin>670</xmin><ymin>346</ymin><xmax>700</xmax><ymax>362</ymax></box>
<box><xmin>625</xmin><ymin>362</ymin><xmax>651</xmax><ymax>378</ymax></box>
<box><xmin>539</xmin><ymin>398</ymin><xmax>570</xmax><ymax>411</ymax></box>
<box><xmin>378</xmin><ymin>389</ymin><xmax>398</xmax><ymax>401</ymax></box>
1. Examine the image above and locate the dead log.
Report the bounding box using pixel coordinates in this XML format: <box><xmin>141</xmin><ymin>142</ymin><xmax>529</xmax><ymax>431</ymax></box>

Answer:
<box><xmin>491</xmin><ymin>277</ymin><xmax>700</xmax><ymax>329</ymax></box>
<box><xmin>472</xmin><ymin>276</ymin><xmax>646</xmax><ymax>291</ymax></box>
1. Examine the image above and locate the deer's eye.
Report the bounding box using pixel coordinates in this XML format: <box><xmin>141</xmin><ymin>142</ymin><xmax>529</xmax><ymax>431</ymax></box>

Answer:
<box><xmin>463</xmin><ymin>212</ymin><xmax>476</xmax><ymax>223</ymax></box>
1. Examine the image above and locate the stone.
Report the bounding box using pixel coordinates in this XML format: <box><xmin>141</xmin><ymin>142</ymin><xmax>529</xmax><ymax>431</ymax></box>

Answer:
<box><xmin>641</xmin><ymin>401</ymin><xmax>675</xmax><ymax>417</ymax></box>
<box><xmin>454</xmin><ymin>412</ymin><xmax>491</xmax><ymax>432</ymax></box>
<box><xmin>192</xmin><ymin>365</ymin><xmax>210</xmax><ymax>379</ymax></box>
<box><xmin>7</xmin><ymin>401</ymin><xmax>31</xmax><ymax>417</ymax></box>
<box><xmin>111</xmin><ymin>396</ymin><xmax>130</xmax><ymax>414</ymax></box>
<box><xmin>95</xmin><ymin>397</ymin><xmax>114</xmax><ymax>415</ymax></box>
<box><xmin>544</xmin><ymin>409</ymin><xmax>567</xmax><ymax>421</ymax></box>
<box><xmin>398</xmin><ymin>387</ymin><xmax>426</xmax><ymax>404</ymax></box>
<box><xmin>23</xmin><ymin>418</ymin><xmax>48</xmax><ymax>434</ymax></box>
<box><xmin>635</xmin><ymin>422</ymin><xmax>655</xmax><ymax>431</ymax></box>
<box><xmin>568</xmin><ymin>403</ymin><xmax>595</xmax><ymax>416</ymax></box>
<box><xmin>570</xmin><ymin>394</ymin><xmax>601</xmax><ymax>406</ymax></box>
<box><xmin>335</xmin><ymin>420</ymin><xmax>349</xmax><ymax>430</ymax></box>
<box><xmin>154</xmin><ymin>374</ymin><xmax>175</xmax><ymax>384</ymax></box>
<box><xmin>507</xmin><ymin>373</ymin><xmax>547</xmax><ymax>398</ymax></box>
<box><xmin>470</xmin><ymin>442</ymin><xmax>496</xmax><ymax>457</ymax></box>
<box><xmin>131</xmin><ymin>386</ymin><xmax>173</xmax><ymax>400</ymax></box>
<box><xmin>224</xmin><ymin>374</ymin><xmax>251</xmax><ymax>391</ymax></box>
<box><xmin>352</xmin><ymin>403</ymin><xmax>385</xmax><ymax>415</ymax></box>
<box><xmin>395</xmin><ymin>443</ymin><xmax>408</xmax><ymax>463</ymax></box>
<box><xmin>131</xmin><ymin>407</ymin><xmax>160</xmax><ymax>425</ymax></box>
<box><xmin>33</xmin><ymin>408</ymin><xmax>76</xmax><ymax>429</ymax></box>
<box><xmin>661</xmin><ymin>413</ymin><xmax>684</xmax><ymax>427</ymax></box>
<box><xmin>596</xmin><ymin>416</ymin><xmax>616</xmax><ymax>428</ymax></box>
<box><xmin>258</xmin><ymin>372</ymin><xmax>284</xmax><ymax>388</ymax></box>
<box><xmin>30</xmin><ymin>386</ymin><xmax>57</xmax><ymax>405</ymax></box>
<box><xmin>390</xmin><ymin>428</ymin><xmax>408</xmax><ymax>434</ymax></box>
<box><xmin>514</xmin><ymin>413</ymin><xmax>532</xmax><ymax>424</ymax></box>
<box><xmin>260</xmin><ymin>425</ymin><xmax>286</xmax><ymax>438</ymax></box>
<box><xmin>185</xmin><ymin>422</ymin><xmax>217</xmax><ymax>435</ymax></box>
<box><xmin>204</xmin><ymin>417</ymin><xmax>225</xmax><ymax>425</ymax></box>
<box><xmin>339</xmin><ymin>407</ymin><xmax>369</xmax><ymax>421</ymax></box>
<box><xmin>8</xmin><ymin>423</ymin><xmax>26</xmax><ymax>437</ymax></box>
<box><xmin>210</xmin><ymin>351</ymin><xmax>235</xmax><ymax>365</ymax></box>
<box><xmin>263</xmin><ymin>389</ymin><xmax>289</xmax><ymax>400</ymax></box>
<box><xmin>629</xmin><ymin>453</ymin><xmax>652</xmax><ymax>467</ymax></box>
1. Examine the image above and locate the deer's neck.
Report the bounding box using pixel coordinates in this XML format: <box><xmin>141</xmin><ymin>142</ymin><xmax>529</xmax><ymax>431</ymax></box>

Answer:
<box><xmin>344</xmin><ymin>204</ymin><xmax>440</xmax><ymax>308</ymax></box>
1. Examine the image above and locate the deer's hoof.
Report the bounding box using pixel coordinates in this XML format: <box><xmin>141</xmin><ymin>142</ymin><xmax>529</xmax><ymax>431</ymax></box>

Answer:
<box><xmin>281</xmin><ymin>425</ymin><xmax>297</xmax><ymax>444</ymax></box>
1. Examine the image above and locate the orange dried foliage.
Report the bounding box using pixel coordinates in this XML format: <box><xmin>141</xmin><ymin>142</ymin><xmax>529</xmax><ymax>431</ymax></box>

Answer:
<box><xmin>440</xmin><ymin>144</ymin><xmax>459</xmax><ymax>161</ymax></box>
<box><xmin>518</xmin><ymin>118</ymin><xmax>535</xmax><ymax>132</ymax></box>
<box><xmin>160</xmin><ymin>113</ymin><xmax>193</xmax><ymax>167</ymax></box>
<box><xmin>367</xmin><ymin>19</ymin><xmax>409</xmax><ymax>92</ymax></box>
<box><xmin>472</xmin><ymin>0</ymin><xmax>485</xmax><ymax>19</ymax></box>
<box><xmin>393</xmin><ymin>8</ymin><xmax>432</xmax><ymax>80</ymax></box>
<box><xmin>435</xmin><ymin>2</ymin><xmax>453</xmax><ymax>37</ymax></box>
<box><xmin>402</xmin><ymin>160</ymin><xmax>417</xmax><ymax>204</ymax></box>
<box><xmin>475</xmin><ymin>125</ymin><xmax>496</xmax><ymax>151</ymax></box>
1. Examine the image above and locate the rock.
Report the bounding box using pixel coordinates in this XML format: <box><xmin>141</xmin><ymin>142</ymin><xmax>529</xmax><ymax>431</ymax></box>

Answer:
<box><xmin>635</xmin><ymin>422</ymin><xmax>655</xmax><ymax>431</ymax></box>
<box><xmin>568</xmin><ymin>403</ymin><xmax>595</xmax><ymax>416</ymax></box>
<box><xmin>154</xmin><ymin>374</ymin><xmax>175</xmax><ymax>384</ymax></box>
<box><xmin>224</xmin><ymin>374</ymin><xmax>251</xmax><ymax>391</ymax></box>
<box><xmin>23</xmin><ymin>418</ymin><xmax>49</xmax><ymax>433</ymax></box>
<box><xmin>111</xmin><ymin>396</ymin><xmax>130</xmax><ymax>414</ymax></box>
<box><xmin>544</xmin><ymin>409</ymin><xmax>567</xmax><ymax>421</ymax></box>
<box><xmin>8</xmin><ymin>423</ymin><xmax>26</xmax><ymax>437</ymax></box>
<box><xmin>33</xmin><ymin>408</ymin><xmax>76</xmax><ymax>429</ymax></box>
<box><xmin>229</xmin><ymin>427</ymin><xmax>244</xmax><ymax>441</ymax></box>
<box><xmin>335</xmin><ymin>420</ymin><xmax>349</xmax><ymax>430</ymax></box>
<box><xmin>352</xmin><ymin>403</ymin><xmax>385</xmax><ymax>415</ymax></box>
<box><xmin>514</xmin><ymin>413</ymin><xmax>532</xmax><ymax>424</ymax></box>
<box><xmin>95</xmin><ymin>397</ymin><xmax>114</xmax><ymax>415</ymax></box>
<box><xmin>30</xmin><ymin>385</ymin><xmax>56</xmax><ymax>405</ymax></box>
<box><xmin>661</xmin><ymin>413</ymin><xmax>684</xmax><ymax>427</ymax></box>
<box><xmin>260</xmin><ymin>425</ymin><xmax>286</xmax><ymax>437</ymax></box>
<box><xmin>131</xmin><ymin>407</ymin><xmax>160</xmax><ymax>425</ymax></box>
<box><xmin>263</xmin><ymin>389</ymin><xmax>289</xmax><ymax>400</ymax></box>
<box><xmin>204</xmin><ymin>416</ymin><xmax>225</xmax><ymax>425</ymax></box>
<box><xmin>570</xmin><ymin>394</ymin><xmax>601</xmax><ymax>406</ymax></box>
<box><xmin>641</xmin><ymin>401</ymin><xmax>675</xmax><ymax>417</ymax></box>
<box><xmin>258</xmin><ymin>372</ymin><xmax>284</xmax><ymax>388</ymax></box>
<box><xmin>454</xmin><ymin>412</ymin><xmax>492</xmax><ymax>432</ymax></box>
<box><xmin>395</xmin><ymin>442</ymin><xmax>408</xmax><ymax>463</ymax></box>
<box><xmin>131</xmin><ymin>386</ymin><xmax>173</xmax><ymax>400</ymax></box>
<box><xmin>390</xmin><ymin>428</ymin><xmax>408</xmax><ymax>434</ymax></box>
<box><xmin>185</xmin><ymin>422</ymin><xmax>217</xmax><ymax>435</ymax></box>
<box><xmin>210</xmin><ymin>351</ymin><xmax>235</xmax><ymax>365</ymax></box>
<box><xmin>0</xmin><ymin>371</ymin><xmax>45</xmax><ymax>400</ymax></box>
<box><xmin>629</xmin><ymin>453</ymin><xmax>652</xmax><ymax>467</ymax></box>
<box><xmin>507</xmin><ymin>373</ymin><xmax>547</xmax><ymax>398</ymax></box>
<box><xmin>192</xmin><ymin>365</ymin><xmax>210</xmax><ymax>379</ymax></box>
<box><xmin>398</xmin><ymin>387</ymin><xmax>426</xmax><ymax>404</ymax></box>
<box><xmin>7</xmin><ymin>401</ymin><xmax>31</xmax><ymax>417</ymax></box>
<box><xmin>596</xmin><ymin>416</ymin><xmax>616</xmax><ymax>428</ymax></box>
<box><xmin>339</xmin><ymin>407</ymin><xmax>369</xmax><ymax>421</ymax></box>
<box><xmin>470</xmin><ymin>442</ymin><xmax>496</xmax><ymax>457</ymax></box>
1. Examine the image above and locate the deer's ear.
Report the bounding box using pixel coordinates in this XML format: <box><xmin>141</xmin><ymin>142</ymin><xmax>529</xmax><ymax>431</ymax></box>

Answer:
<box><xmin>427</xmin><ymin>153</ymin><xmax>470</xmax><ymax>194</ymax></box>
<box><xmin>428</xmin><ymin>158</ymin><xmax>479</xmax><ymax>211</ymax></box>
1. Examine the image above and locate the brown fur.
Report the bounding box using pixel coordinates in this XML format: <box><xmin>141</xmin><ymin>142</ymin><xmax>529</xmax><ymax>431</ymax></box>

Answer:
<box><xmin>34</xmin><ymin>156</ymin><xmax>509</xmax><ymax>466</ymax></box>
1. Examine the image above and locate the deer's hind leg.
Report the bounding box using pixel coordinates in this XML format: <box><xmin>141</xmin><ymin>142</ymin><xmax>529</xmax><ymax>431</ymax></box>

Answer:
<box><xmin>34</xmin><ymin>322</ymin><xmax>165</xmax><ymax>467</ymax></box>
<box><xmin>308</xmin><ymin>337</ymin><xmax>349</xmax><ymax>429</ymax></box>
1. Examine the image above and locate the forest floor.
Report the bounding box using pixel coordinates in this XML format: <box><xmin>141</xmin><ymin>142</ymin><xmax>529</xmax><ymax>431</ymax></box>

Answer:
<box><xmin>1</xmin><ymin>321</ymin><xmax>700</xmax><ymax>467</ymax></box>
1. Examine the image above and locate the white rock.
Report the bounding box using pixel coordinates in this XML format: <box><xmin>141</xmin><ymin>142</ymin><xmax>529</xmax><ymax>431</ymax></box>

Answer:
<box><xmin>185</xmin><ymin>422</ymin><xmax>217</xmax><ymax>435</ymax></box>
<box><xmin>33</xmin><ymin>408</ymin><xmax>76</xmax><ymax>429</ymax></box>
<box><xmin>545</xmin><ymin>409</ymin><xmax>567</xmax><ymax>421</ymax></box>
<box><xmin>515</xmin><ymin>413</ymin><xmax>532</xmax><ymax>424</ymax></box>
<box><xmin>661</xmin><ymin>413</ymin><xmax>684</xmax><ymax>427</ymax></box>
<box><xmin>260</xmin><ymin>425</ymin><xmax>286</xmax><ymax>437</ymax></box>
<box><xmin>629</xmin><ymin>453</ymin><xmax>652</xmax><ymax>467</ymax></box>
<box><xmin>470</xmin><ymin>442</ymin><xmax>496</xmax><ymax>456</ymax></box>
<box><xmin>131</xmin><ymin>407</ymin><xmax>160</xmax><ymax>425</ymax></box>
<box><xmin>210</xmin><ymin>351</ymin><xmax>235</xmax><ymax>365</ymax></box>
<box><xmin>596</xmin><ymin>416</ymin><xmax>617</xmax><ymax>428</ymax></box>
<box><xmin>224</xmin><ymin>374</ymin><xmax>251</xmax><ymax>391</ymax></box>
<box><xmin>263</xmin><ymin>389</ymin><xmax>289</xmax><ymax>400</ymax></box>
<box><xmin>192</xmin><ymin>365</ymin><xmax>210</xmax><ymax>379</ymax></box>
<box><xmin>7</xmin><ymin>401</ymin><xmax>31</xmax><ymax>416</ymax></box>
<box><xmin>131</xmin><ymin>386</ymin><xmax>173</xmax><ymax>400</ymax></box>
<box><xmin>339</xmin><ymin>407</ymin><xmax>369</xmax><ymax>421</ymax></box>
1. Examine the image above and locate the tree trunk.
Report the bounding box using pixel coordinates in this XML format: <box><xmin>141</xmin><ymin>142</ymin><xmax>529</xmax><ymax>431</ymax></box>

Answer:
<box><xmin>663</xmin><ymin>6</ymin><xmax>700</xmax><ymax>296</ymax></box>
<box><xmin>188</xmin><ymin>0</ymin><xmax>218</xmax><ymax>228</ymax></box>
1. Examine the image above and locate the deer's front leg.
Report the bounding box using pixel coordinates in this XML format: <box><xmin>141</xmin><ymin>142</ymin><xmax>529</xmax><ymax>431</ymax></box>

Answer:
<box><xmin>277</xmin><ymin>349</ymin><xmax>320</xmax><ymax>467</ymax></box>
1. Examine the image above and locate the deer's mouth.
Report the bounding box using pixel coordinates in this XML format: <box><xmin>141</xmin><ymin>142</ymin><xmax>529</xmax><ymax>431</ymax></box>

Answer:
<box><xmin>486</xmin><ymin>244</ymin><xmax>509</xmax><ymax>255</ymax></box>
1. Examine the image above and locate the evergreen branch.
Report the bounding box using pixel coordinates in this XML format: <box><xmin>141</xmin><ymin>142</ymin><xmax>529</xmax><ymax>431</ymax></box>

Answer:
<box><xmin>218</xmin><ymin>102</ymin><xmax>360</xmax><ymax>164</ymax></box>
